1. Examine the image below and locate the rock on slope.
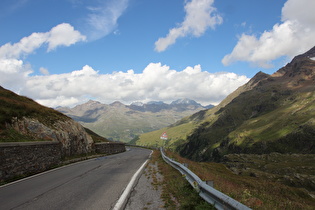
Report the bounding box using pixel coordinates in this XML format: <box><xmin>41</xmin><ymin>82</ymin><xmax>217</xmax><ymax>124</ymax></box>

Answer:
<box><xmin>0</xmin><ymin>86</ymin><xmax>93</xmax><ymax>156</ymax></box>
<box><xmin>7</xmin><ymin>117</ymin><xmax>94</xmax><ymax>156</ymax></box>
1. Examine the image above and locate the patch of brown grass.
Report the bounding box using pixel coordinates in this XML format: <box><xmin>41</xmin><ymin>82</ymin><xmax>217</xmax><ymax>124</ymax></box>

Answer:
<box><xmin>164</xmin><ymin>150</ymin><xmax>315</xmax><ymax>209</ymax></box>
<box><xmin>151</xmin><ymin>150</ymin><xmax>215</xmax><ymax>209</ymax></box>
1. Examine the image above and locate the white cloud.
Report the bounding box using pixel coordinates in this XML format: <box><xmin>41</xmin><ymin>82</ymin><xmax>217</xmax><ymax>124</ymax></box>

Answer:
<box><xmin>222</xmin><ymin>0</ymin><xmax>315</xmax><ymax>68</ymax></box>
<box><xmin>47</xmin><ymin>23</ymin><xmax>86</xmax><ymax>51</ymax></box>
<box><xmin>0</xmin><ymin>23</ymin><xmax>85</xmax><ymax>93</ymax></box>
<box><xmin>281</xmin><ymin>0</ymin><xmax>315</xmax><ymax>26</ymax></box>
<box><xmin>37</xmin><ymin>96</ymin><xmax>80</xmax><ymax>108</ymax></box>
<box><xmin>0</xmin><ymin>23</ymin><xmax>86</xmax><ymax>59</ymax></box>
<box><xmin>12</xmin><ymin>63</ymin><xmax>249</xmax><ymax>107</ymax></box>
<box><xmin>0</xmin><ymin>27</ymin><xmax>248</xmax><ymax>107</ymax></box>
<box><xmin>39</xmin><ymin>67</ymin><xmax>49</xmax><ymax>75</ymax></box>
<box><xmin>84</xmin><ymin>0</ymin><xmax>128</xmax><ymax>41</ymax></box>
<box><xmin>0</xmin><ymin>32</ymin><xmax>48</xmax><ymax>59</ymax></box>
<box><xmin>155</xmin><ymin>0</ymin><xmax>223</xmax><ymax>52</ymax></box>
<box><xmin>0</xmin><ymin>58</ymin><xmax>32</xmax><ymax>91</ymax></box>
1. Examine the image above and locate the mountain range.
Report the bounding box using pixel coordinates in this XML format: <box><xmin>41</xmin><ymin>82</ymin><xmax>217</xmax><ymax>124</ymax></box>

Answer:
<box><xmin>57</xmin><ymin>99</ymin><xmax>213</xmax><ymax>142</ymax></box>
<box><xmin>135</xmin><ymin>46</ymin><xmax>315</xmax><ymax>161</ymax></box>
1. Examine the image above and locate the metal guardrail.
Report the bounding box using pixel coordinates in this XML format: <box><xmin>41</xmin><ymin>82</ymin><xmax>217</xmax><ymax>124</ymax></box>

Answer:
<box><xmin>160</xmin><ymin>148</ymin><xmax>251</xmax><ymax>210</ymax></box>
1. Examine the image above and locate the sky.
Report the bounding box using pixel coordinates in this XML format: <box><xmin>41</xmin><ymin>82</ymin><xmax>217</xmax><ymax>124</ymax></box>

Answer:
<box><xmin>0</xmin><ymin>0</ymin><xmax>315</xmax><ymax>107</ymax></box>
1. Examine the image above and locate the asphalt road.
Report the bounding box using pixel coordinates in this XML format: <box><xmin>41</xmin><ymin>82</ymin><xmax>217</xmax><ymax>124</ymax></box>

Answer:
<box><xmin>0</xmin><ymin>147</ymin><xmax>151</xmax><ymax>210</ymax></box>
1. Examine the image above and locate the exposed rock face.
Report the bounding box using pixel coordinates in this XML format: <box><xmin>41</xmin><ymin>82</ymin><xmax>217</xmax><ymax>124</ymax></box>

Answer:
<box><xmin>273</xmin><ymin>46</ymin><xmax>315</xmax><ymax>88</ymax></box>
<box><xmin>7</xmin><ymin>117</ymin><xmax>94</xmax><ymax>156</ymax></box>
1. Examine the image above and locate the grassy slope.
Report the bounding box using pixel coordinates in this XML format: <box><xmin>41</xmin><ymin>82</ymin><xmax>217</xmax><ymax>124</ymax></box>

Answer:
<box><xmin>84</xmin><ymin>127</ymin><xmax>110</xmax><ymax>143</ymax></box>
<box><xmin>134</xmin><ymin>75</ymin><xmax>254</xmax><ymax>148</ymax></box>
<box><xmin>135</xmin><ymin>55</ymin><xmax>315</xmax><ymax>162</ymax></box>
<box><xmin>179</xmin><ymin>89</ymin><xmax>314</xmax><ymax>161</ymax></box>
<box><xmin>177</xmin><ymin>56</ymin><xmax>315</xmax><ymax>161</ymax></box>
<box><xmin>0</xmin><ymin>86</ymin><xmax>112</xmax><ymax>143</ymax></box>
<box><xmin>136</xmin><ymin>121</ymin><xmax>197</xmax><ymax>148</ymax></box>
<box><xmin>0</xmin><ymin>86</ymin><xmax>70</xmax><ymax>142</ymax></box>
<box><xmin>0</xmin><ymin>87</ymin><xmax>69</xmax><ymax>126</ymax></box>
<box><xmin>229</xmin><ymin>91</ymin><xmax>315</xmax><ymax>149</ymax></box>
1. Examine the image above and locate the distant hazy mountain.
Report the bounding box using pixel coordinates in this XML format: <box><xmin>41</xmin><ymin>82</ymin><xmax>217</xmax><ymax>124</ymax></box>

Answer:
<box><xmin>57</xmin><ymin>99</ymin><xmax>213</xmax><ymax>142</ymax></box>
<box><xmin>171</xmin><ymin>98</ymin><xmax>200</xmax><ymax>105</ymax></box>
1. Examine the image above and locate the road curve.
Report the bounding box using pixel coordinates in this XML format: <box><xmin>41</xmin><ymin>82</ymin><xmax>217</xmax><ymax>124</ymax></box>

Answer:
<box><xmin>0</xmin><ymin>147</ymin><xmax>151</xmax><ymax>210</ymax></box>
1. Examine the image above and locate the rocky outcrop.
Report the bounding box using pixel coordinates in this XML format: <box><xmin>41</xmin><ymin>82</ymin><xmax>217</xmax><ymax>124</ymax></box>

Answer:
<box><xmin>6</xmin><ymin>117</ymin><xmax>94</xmax><ymax>156</ymax></box>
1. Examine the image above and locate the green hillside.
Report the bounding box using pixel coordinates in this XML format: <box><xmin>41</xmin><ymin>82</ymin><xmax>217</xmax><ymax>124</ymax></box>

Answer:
<box><xmin>179</xmin><ymin>47</ymin><xmax>315</xmax><ymax>161</ymax></box>
<box><xmin>84</xmin><ymin>127</ymin><xmax>110</xmax><ymax>143</ymax></box>
<box><xmin>134</xmin><ymin>46</ymin><xmax>315</xmax><ymax>162</ymax></box>
<box><xmin>228</xmin><ymin>91</ymin><xmax>314</xmax><ymax>152</ymax></box>
<box><xmin>134</xmin><ymin>118</ymin><xmax>197</xmax><ymax>148</ymax></box>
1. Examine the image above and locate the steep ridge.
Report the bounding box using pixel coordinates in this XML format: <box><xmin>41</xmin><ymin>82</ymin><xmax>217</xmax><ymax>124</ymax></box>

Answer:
<box><xmin>177</xmin><ymin>46</ymin><xmax>315</xmax><ymax>161</ymax></box>
<box><xmin>0</xmin><ymin>86</ymin><xmax>94</xmax><ymax>156</ymax></box>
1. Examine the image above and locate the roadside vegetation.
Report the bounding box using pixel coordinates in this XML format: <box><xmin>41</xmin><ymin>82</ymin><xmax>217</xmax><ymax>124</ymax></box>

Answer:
<box><xmin>150</xmin><ymin>150</ymin><xmax>215</xmax><ymax>209</ymax></box>
<box><xmin>159</xmin><ymin>149</ymin><xmax>315</xmax><ymax>209</ymax></box>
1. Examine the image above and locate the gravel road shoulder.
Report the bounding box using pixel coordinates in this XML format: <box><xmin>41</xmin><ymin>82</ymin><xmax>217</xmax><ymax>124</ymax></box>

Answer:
<box><xmin>125</xmin><ymin>161</ymin><xmax>165</xmax><ymax>210</ymax></box>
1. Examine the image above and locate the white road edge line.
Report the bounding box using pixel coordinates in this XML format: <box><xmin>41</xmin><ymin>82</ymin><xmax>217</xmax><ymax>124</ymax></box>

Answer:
<box><xmin>112</xmin><ymin>150</ymin><xmax>153</xmax><ymax>210</ymax></box>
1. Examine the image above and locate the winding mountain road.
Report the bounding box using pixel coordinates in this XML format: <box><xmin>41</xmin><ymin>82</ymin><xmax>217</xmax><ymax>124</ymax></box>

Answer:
<box><xmin>0</xmin><ymin>147</ymin><xmax>151</xmax><ymax>210</ymax></box>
